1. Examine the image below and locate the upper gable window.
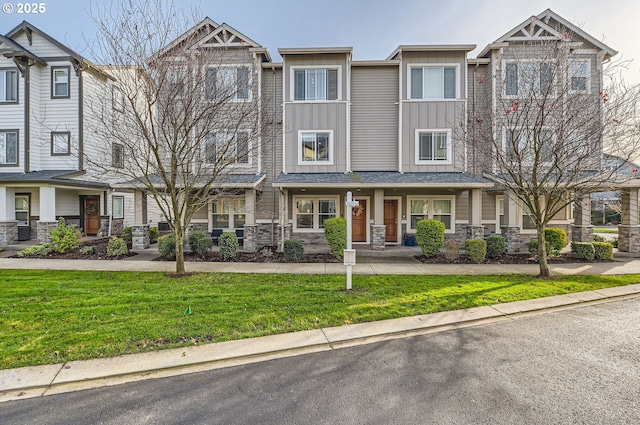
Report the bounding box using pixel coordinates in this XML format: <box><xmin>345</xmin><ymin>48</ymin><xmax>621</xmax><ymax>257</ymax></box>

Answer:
<box><xmin>410</xmin><ymin>65</ymin><xmax>457</xmax><ymax>100</ymax></box>
<box><xmin>205</xmin><ymin>66</ymin><xmax>250</xmax><ymax>101</ymax></box>
<box><xmin>51</xmin><ymin>67</ymin><xmax>70</xmax><ymax>98</ymax></box>
<box><xmin>504</xmin><ymin>61</ymin><xmax>554</xmax><ymax>97</ymax></box>
<box><xmin>569</xmin><ymin>59</ymin><xmax>590</xmax><ymax>93</ymax></box>
<box><xmin>293</xmin><ymin>68</ymin><xmax>339</xmax><ymax>101</ymax></box>
<box><xmin>0</xmin><ymin>69</ymin><xmax>18</xmax><ymax>103</ymax></box>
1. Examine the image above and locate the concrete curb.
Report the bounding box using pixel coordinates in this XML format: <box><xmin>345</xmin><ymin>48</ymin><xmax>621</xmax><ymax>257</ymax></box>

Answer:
<box><xmin>2</xmin><ymin>283</ymin><xmax>640</xmax><ymax>403</ymax></box>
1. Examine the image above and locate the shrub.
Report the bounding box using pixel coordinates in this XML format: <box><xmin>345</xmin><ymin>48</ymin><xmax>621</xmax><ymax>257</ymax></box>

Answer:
<box><xmin>528</xmin><ymin>239</ymin><xmax>554</xmax><ymax>259</ymax></box>
<box><xmin>0</xmin><ymin>245</ymin><xmax>3</xmax><ymax>252</ymax></box>
<box><xmin>80</xmin><ymin>245</ymin><xmax>96</xmax><ymax>255</ymax></box>
<box><xmin>187</xmin><ymin>230</ymin><xmax>208</xmax><ymax>248</ymax></box>
<box><xmin>49</xmin><ymin>217</ymin><xmax>82</xmax><ymax>253</ymax></box>
<box><xmin>486</xmin><ymin>235</ymin><xmax>506</xmax><ymax>258</ymax></box>
<box><xmin>571</xmin><ymin>242</ymin><xmax>595</xmax><ymax>261</ymax></box>
<box><xmin>149</xmin><ymin>226</ymin><xmax>159</xmax><ymax>242</ymax></box>
<box><xmin>611</xmin><ymin>237</ymin><xmax>619</xmax><ymax>248</ymax></box>
<box><xmin>191</xmin><ymin>236</ymin><xmax>213</xmax><ymax>257</ymax></box>
<box><xmin>324</xmin><ymin>217</ymin><xmax>347</xmax><ymax>260</ymax></box>
<box><xmin>158</xmin><ymin>234</ymin><xmax>177</xmax><ymax>258</ymax></box>
<box><xmin>122</xmin><ymin>226</ymin><xmax>132</xmax><ymax>243</ymax></box>
<box><xmin>261</xmin><ymin>246</ymin><xmax>274</xmax><ymax>258</ymax></box>
<box><xmin>443</xmin><ymin>240</ymin><xmax>460</xmax><ymax>261</ymax></box>
<box><xmin>415</xmin><ymin>219</ymin><xmax>445</xmax><ymax>257</ymax></box>
<box><xmin>593</xmin><ymin>241</ymin><xmax>613</xmax><ymax>260</ymax></box>
<box><xmin>545</xmin><ymin>227</ymin><xmax>567</xmax><ymax>253</ymax></box>
<box><xmin>592</xmin><ymin>234</ymin><xmax>606</xmax><ymax>242</ymax></box>
<box><xmin>17</xmin><ymin>244</ymin><xmax>52</xmax><ymax>257</ymax></box>
<box><xmin>465</xmin><ymin>239</ymin><xmax>487</xmax><ymax>263</ymax></box>
<box><xmin>284</xmin><ymin>239</ymin><xmax>304</xmax><ymax>262</ymax></box>
<box><xmin>107</xmin><ymin>237</ymin><xmax>128</xmax><ymax>257</ymax></box>
<box><xmin>219</xmin><ymin>232</ymin><xmax>239</xmax><ymax>260</ymax></box>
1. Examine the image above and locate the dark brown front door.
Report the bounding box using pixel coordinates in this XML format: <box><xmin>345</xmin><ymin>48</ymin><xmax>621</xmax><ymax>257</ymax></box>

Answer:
<box><xmin>384</xmin><ymin>200</ymin><xmax>398</xmax><ymax>243</ymax></box>
<box><xmin>85</xmin><ymin>197</ymin><xmax>100</xmax><ymax>235</ymax></box>
<box><xmin>352</xmin><ymin>199</ymin><xmax>367</xmax><ymax>242</ymax></box>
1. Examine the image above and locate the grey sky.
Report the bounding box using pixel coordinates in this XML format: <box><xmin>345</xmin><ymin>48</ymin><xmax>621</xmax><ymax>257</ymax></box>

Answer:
<box><xmin>1</xmin><ymin>0</ymin><xmax>638</xmax><ymax>82</ymax></box>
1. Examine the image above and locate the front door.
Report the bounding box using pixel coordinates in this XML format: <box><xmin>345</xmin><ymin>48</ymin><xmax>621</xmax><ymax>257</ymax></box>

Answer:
<box><xmin>352</xmin><ymin>199</ymin><xmax>367</xmax><ymax>243</ymax></box>
<box><xmin>85</xmin><ymin>197</ymin><xmax>100</xmax><ymax>235</ymax></box>
<box><xmin>384</xmin><ymin>200</ymin><xmax>398</xmax><ymax>243</ymax></box>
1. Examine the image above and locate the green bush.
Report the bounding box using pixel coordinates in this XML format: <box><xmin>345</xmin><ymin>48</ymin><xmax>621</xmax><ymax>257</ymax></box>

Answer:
<box><xmin>571</xmin><ymin>242</ymin><xmax>595</xmax><ymax>261</ymax></box>
<box><xmin>465</xmin><ymin>239</ymin><xmax>487</xmax><ymax>263</ymax></box>
<box><xmin>149</xmin><ymin>226</ymin><xmax>159</xmax><ymax>242</ymax></box>
<box><xmin>528</xmin><ymin>239</ymin><xmax>554</xmax><ymax>259</ymax></box>
<box><xmin>17</xmin><ymin>244</ymin><xmax>52</xmax><ymax>257</ymax></box>
<box><xmin>107</xmin><ymin>237</ymin><xmax>128</xmax><ymax>257</ymax></box>
<box><xmin>443</xmin><ymin>240</ymin><xmax>460</xmax><ymax>261</ymax></box>
<box><xmin>593</xmin><ymin>241</ymin><xmax>613</xmax><ymax>260</ymax></box>
<box><xmin>49</xmin><ymin>217</ymin><xmax>82</xmax><ymax>253</ymax></box>
<box><xmin>0</xmin><ymin>245</ymin><xmax>3</xmax><ymax>252</ymax></box>
<box><xmin>219</xmin><ymin>232</ymin><xmax>239</xmax><ymax>260</ymax></box>
<box><xmin>191</xmin><ymin>236</ymin><xmax>213</xmax><ymax>257</ymax></box>
<box><xmin>122</xmin><ymin>226</ymin><xmax>132</xmax><ymax>243</ymax></box>
<box><xmin>80</xmin><ymin>245</ymin><xmax>96</xmax><ymax>255</ymax></box>
<box><xmin>324</xmin><ymin>217</ymin><xmax>347</xmax><ymax>260</ymax></box>
<box><xmin>592</xmin><ymin>234</ymin><xmax>606</xmax><ymax>242</ymax></box>
<box><xmin>284</xmin><ymin>239</ymin><xmax>304</xmax><ymax>262</ymax></box>
<box><xmin>187</xmin><ymin>230</ymin><xmax>208</xmax><ymax>248</ymax></box>
<box><xmin>486</xmin><ymin>235</ymin><xmax>506</xmax><ymax>258</ymax></box>
<box><xmin>158</xmin><ymin>234</ymin><xmax>177</xmax><ymax>258</ymax></box>
<box><xmin>416</xmin><ymin>219</ymin><xmax>445</xmax><ymax>257</ymax></box>
<box><xmin>611</xmin><ymin>237</ymin><xmax>619</xmax><ymax>248</ymax></box>
<box><xmin>545</xmin><ymin>227</ymin><xmax>567</xmax><ymax>253</ymax></box>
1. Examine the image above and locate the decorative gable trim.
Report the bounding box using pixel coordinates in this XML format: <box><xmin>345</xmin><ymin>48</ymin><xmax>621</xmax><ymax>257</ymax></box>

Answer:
<box><xmin>188</xmin><ymin>23</ymin><xmax>261</xmax><ymax>50</ymax></box>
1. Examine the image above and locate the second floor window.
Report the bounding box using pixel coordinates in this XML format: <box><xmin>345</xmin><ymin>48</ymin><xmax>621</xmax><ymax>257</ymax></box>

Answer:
<box><xmin>504</xmin><ymin>61</ymin><xmax>553</xmax><ymax>97</ymax></box>
<box><xmin>205</xmin><ymin>66</ymin><xmax>250</xmax><ymax>101</ymax></box>
<box><xmin>294</xmin><ymin>68</ymin><xmax>338</xmax><ymax>101</ymax></box>
<box><xmin>299</xmin><ymin>131</ymin><xmax>332</xmax><ymax>164</ymax></box>
<box><xmin>0</xmin><ymin>69</ymin><xmax>18</xmax><ymax>102</ymax></box>
<box><xmin>410</xmin><ymin>66</ymin><xmax>456</xmax><ymax>99</ymax></box>
<box><xmin>0</xmin><ymin>131</ymin><xmax>18</xmax><ymax>165</ymax></box>
<box><xmin>505</xmin><ymin>128</ymin><xmax>554</xmax><ymax>163</ymax></box>
<box><xmin>51</xmin><ymin>132</ymin><xmax>70</xmax><ymax>156</ymax></box>
<box><xmin>51</xmin><ymin>67</ymin><xmax>70</xmax><ymax>98</ymax></box>
<box><xmin>416</xmin><ymin>130</ymin><xmax>451</xmax><ymax>163</ymax></box>
<box><xmin>569</xmin><ymin>59</ymin><xmax>590</xmax><ymax>93</ymax></box>
<box><xmin>204</xmin><ymin>131</ymin><xmax>250</xmax><ymax>165</ymax></box>
<box><xmin>112</xmin><ymin>143</ymin><xmax>124</xmax><ymax>168</ymax></box>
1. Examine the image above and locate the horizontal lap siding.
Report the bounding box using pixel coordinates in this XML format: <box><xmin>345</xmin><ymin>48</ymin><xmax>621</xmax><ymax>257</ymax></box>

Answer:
<box><xmin>351</xmin><ymin>66</ymin><xmax>398</xmax><ymax>171</ymax></box>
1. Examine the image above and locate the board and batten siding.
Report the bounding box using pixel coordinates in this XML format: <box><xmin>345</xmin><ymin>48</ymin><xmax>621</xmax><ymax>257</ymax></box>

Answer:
<box><xmin>350</xmin><ymin>66</ymin><xmax>398</xmax><ymax>171</ymax></box>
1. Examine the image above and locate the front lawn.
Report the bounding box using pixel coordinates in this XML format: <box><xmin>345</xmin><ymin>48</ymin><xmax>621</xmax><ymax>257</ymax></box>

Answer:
<box><xmin>593</xmin><ymin>227</ymin><xmax>619</xmax><ymax>234</ymax></box>
<box><xmin>1</xmin><ymin>270</ymin><xmax>638</xmax><ymax>369</ymax></box>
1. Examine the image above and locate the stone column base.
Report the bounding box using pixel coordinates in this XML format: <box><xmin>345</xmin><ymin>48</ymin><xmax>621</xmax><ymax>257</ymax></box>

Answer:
<box><xmin>466</xmin><ymin>225</ymin><xmax>484</xmax><ymax>240</ymax></box>
<box><xmin>572</xmin><ymin>225</ymin><xmax>594</xmax><ymax>243</ymax></box>
<box><xmin>372</xmin><ymin>225</ymin><xmax>386</xmax><ymax>250</ymax></box>
<box><xmin>617</xmin><ymin>225</ymin><xmax>640</xmax><ymax>252</ymax></box>
<box><xmin>0</xmin><ymin>220</ymin><xmax>18</xmax><ymax>246</ymax></box>
<box><xmin>131</xmin><ymin>224</ymin><xmax>150</xmax><ymax>251</ymax></box>
<box><xmin>37</xmin><ymin>221</ymin><xmax>59</xmax><ymax>244</ymax></box>
<box><xmin>243</xmin><ymin>225</ymin><xmax>258</xmax><ymax>252</ymax></box>
<box><xmin>501</xmin><ymin>226</ymin><xmax>521</xmax><ymax>253</ymax></box>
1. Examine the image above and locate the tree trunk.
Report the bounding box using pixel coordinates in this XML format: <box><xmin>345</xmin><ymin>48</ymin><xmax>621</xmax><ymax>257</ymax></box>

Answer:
<box><xmin>174</xmin><ymin>225</ymin><xmax>186</xmax><ymax>275</ymax></box>
<box><xmin>537</xmin><ymin>226</ymin><xmax>551</xmax><ymax>278</ymax></box>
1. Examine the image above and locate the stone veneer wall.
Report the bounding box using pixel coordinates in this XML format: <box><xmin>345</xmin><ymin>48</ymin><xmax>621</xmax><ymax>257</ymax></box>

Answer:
<box><xmin>371</xmin><ymin>225</ymin><xmax>386</xmax><ymax>250</ymax></box>
<box><xmin>618</xmin><ymin>225</ymin><xmax>640</xmax><ymax>252</ymax></box>
<box><xmin>0</xmin><ymin>221</ymin><xmax>18</xmax><ymax>245</ymax></box>
<box><xmin>36</xmin><ymin>221</ymin><xmax>59</xmax><ymax>244</ymax></box>
<box><xmin>131</xmin><ymin>224</ymin><xmax>150</xmax><ymax>250</ymax></box>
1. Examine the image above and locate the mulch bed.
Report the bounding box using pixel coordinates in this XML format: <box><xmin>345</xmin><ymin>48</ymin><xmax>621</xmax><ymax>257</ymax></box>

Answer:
<box><xmin>11</xmin><ymin>238</ymin><xmax>137</xmax><ymax>260</ymax></box>
<box><xmin>414</xmin><ymin>253</ymin><xmax>614</xmax><ymax>264</ymax></box>
<box><xmin>155</xmin><ymin>250</ymin><xmax>339</xmax><ymax>263</ymax></box>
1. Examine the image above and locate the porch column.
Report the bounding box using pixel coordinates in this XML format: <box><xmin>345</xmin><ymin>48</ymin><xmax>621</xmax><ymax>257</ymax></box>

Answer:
<box><xmin>37</xmin><ymin>186</ymin><xmax>58</xmax><ymax>244</ymax></box>
<box><xmin>243</xmin><ymin>189</ymin><xmax>258</xmax><ymax>252</ymax></box>
<box><xmin>0</xmin><ymin>187</ymin><xmax>18</xmax><ymax>245</ymax></box>
<box><xmin>572</xmin><ymin>197</ymin><xmax>593</xmax><ymax>243</ymax></box>
<box><xmin>372</xmin><ymin>188</ymin><xmax>386</xmax><ymax>250</ymax></box>
<box><xmin>466</xmin><ymin>188</ymin><xmax>484</xmax><ymax>240</ymax></box>
<box><xmin>131</xmin><ymin>190</ymin><xmax>149</xmax><ymax>250</ymax></box>
<box><xmin>277</xmin><ymin>189</ymin><xmax>290</xmax><ymax>251</ymax></box>
<box><xmin>133</xmin><ymin>190</ymin><xmax>147</xmax><ymax>225</ymax></box>
<box><xmin>618</xmin><ymin>189</ymin><xmax>640</xmax><ymax>252</ymax></box>
<box><xmin>501</xmin><ymin>190</ymin><xmax>521</xmax><ymax>253</ymax></box>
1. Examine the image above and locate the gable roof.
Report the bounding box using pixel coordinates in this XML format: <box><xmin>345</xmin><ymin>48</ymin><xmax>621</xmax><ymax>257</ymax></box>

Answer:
<box><xmin>190</xmin><ymin>22</ymin><xmax>262</xmax><ymax>50</ymax></box>
<box><xmin>479</xmin><ymin>9</ymin><xmax>617</xmax><ymax>60</ymax></box>
<box><xmin>0</xmin><ymin>33</ymin><xmax>46</xmax><ymax>65</ymax></box>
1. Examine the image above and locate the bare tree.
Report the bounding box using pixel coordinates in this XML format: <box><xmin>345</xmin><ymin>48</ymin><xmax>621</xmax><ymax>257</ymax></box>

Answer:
<box><xmin>468</xmin><ymin>35</ymin><xmax>640</xmax><ymax>278</ymax></box>
<box><xmin>85</xmin><ymin>0</ymin><xmax>264</xmax><ymax>274</ymax></box>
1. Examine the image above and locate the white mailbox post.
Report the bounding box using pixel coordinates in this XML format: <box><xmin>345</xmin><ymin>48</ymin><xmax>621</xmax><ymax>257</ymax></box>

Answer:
<box><xmin>345</xmin><ymin>191</ymin><xmax>358</xmax><ymax>290</ymax></box>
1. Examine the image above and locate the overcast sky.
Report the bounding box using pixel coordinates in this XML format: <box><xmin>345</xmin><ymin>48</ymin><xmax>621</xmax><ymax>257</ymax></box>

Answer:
<box><xmin>1</xmin><ymin>0</ymin><xmax>638</xmax><ymax>83</ymax></box>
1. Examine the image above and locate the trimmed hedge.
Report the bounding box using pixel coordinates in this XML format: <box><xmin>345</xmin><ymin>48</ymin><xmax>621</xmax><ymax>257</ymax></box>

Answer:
<box><xmin>528</xmin><ymin>239</ymin><xmax>553</xmax><ymax>258</ymax></box>
<box><xmin>284</xmin><ymin>239</ymin><xmax>304</xmax><ymax>262</ymax></box>
<box><xmin>158</xmin><ymin>234</ymin><xmax>177</xmax><ymax>258</ymax></box>
<box><xmin>545</xmin><ymin>227</ymin><xmax>567</xmax><ymax>253</ymax></box>
<box><xmin>324</xmin><ymin>217</ymin><xmax>347</xmax><ymax>260</ymax></box>
<box><xmin>107</xmin><ymin>237</ymin><xmax>128</xmax><ymax>257</ymax></box>
<box><xmin>465</xmin><ymin>239</ymin><xmax>487</xmax><ymax>263</ymax></box>
<box><xmin>416</xmin><ymin>219</ymin><xmax>445</xmax><ymax>257</ymax></box>
<box><xmin>219</xmin><ymin>232</ymin><xmax>239</xmax><ymax>260</ymax></box>
<box><xmin>443</xmin><ymin>240</ymin><xmax>460</xmax><ymax>261</ymax></box>
<box><xmin>486</xmin><ymin>235</ymin><xmax>506</xmax><ymax>258</ymax></box>
<box><xmin>571</xmin><ymin>242</ymin><xmax>595</xmax><ymax>261</ymax></box>
<box><xmin>187</xmin><ymin>230</ymin><xmax>213</xmax><ymax>257</ymax></box>
<box><xmin>593</xmin><ymin>241</ymin><xmax>613</xmax><ymax>260</ymax></box>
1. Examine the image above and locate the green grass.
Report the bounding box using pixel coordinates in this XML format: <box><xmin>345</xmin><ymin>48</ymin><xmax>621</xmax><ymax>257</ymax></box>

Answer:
<box><xmin>1</xmin><ymin>270</ymin><xmax>638</xmax><ymax>369</ymax></box>
<box><xmin>593</xmin><ymin>227</ymin><xmax>619</xmax><ymax>233</ymax></box>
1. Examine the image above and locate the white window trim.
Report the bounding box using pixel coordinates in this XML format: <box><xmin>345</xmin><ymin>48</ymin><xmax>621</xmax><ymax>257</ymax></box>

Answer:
<box><xmin>203</xmin><ymin>130</ymin><xmax>252</xmax><ymax>167</ymax></box>
<box><xmin>496</xmin><ymin>195</ymin><xmax>569</xmax><ymax>234</ymax></box>
<box><xmin>568</xmin><ymin>58</ymin><xmax>591</xmax><ymax>94</ymax></box>
<box><xmin>292</xmin><ymin>195</ymin><xmax>340</xmax><ymax>233</ymax></box>
<box><xmin>15</xmin><ymin>194</ymin><xmax>29</xmax><ymax>226</ymax></box>
<box><xmin>203</xmin><ymin>64</ymin><xmax>253</xmax><ymax>102</ymax></box>
<box><xmin>289</xmin><ymin>65</ymin><xmax>342</xmax><ymax>102</ymax></box>
<box><xmin>211</xmin><ymin>198</ymin><xmax>246</xmax><ymax>230</ymax></box>
<box><xmin>112</xmin><ymin>196</ymin><xmax>124</xmax><ymax>219</ymax></box>
<box><xmin>406</xmin><ymin>195</ymin><xmax>456</xmax><ymax>234</ymax></box>
<box><xmin>501</xmin><ymin>59</ymin><xmax>556</xmax><ymax>99</ymax></box>
<box><xmin>297</xmin><ymin>130</ymin><xmax>334</xmax><ymax>165</ymax></box>
<box><xmin>51</xmin><ymin>66</ymin><xmax>70</xmax><ymax>98</ymax></box>
<box><xmin>414</xmin><ymin>128</ymin><xmax>452</xmax><ymax>165</ymax></box>
<box><xmin>407</xmin><ymin>63</ymin><xmax>460</xmax><ymax>101</ymax></box>
<box><xmin>0</xmin><ymin>69</ymin><xmax>18</xmax><ymax>103</ymax></box>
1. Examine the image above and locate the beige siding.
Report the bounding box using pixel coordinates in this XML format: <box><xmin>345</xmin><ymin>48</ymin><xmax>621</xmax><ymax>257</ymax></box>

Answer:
<box><xmin>282</xmin><ymin>54</ymin><xmax>348</xmax><ymax>102</ymax></box>
<box><xmin>13</xmin><ymin>32</ymin><xmax>69</xmax><ymax>57</ymax></box>
<box><xmin>351</xmin><ymin>66</ymin><xmax>398</xmax><ymax>171</ymax></box>
<box><xmin>456</xmin><ymin>191</ymin><xmax>469</xmax><ymax>221</ymax></box>
<box><xmin>258</xmin><ymin>66</ymin><xmax>282</xmax><ymax>221</ymax></box>
<box><xmin>400</xmin><ymin>51</ymin><xmax>467</xmax><ymax>101</ymax></box>
<box><xmin>482</xmin><ymin>191</ymin><xmax>497</xmax><ymax>221</ymax></box>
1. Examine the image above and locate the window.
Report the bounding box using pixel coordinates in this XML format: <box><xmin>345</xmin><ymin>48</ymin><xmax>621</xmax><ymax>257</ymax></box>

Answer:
<box><xmin>569</xmin><ymin>59</ymin><xmax>590</xmax><ymax>93</ymax></box>
<box><xmin>0</xmin><ymin>69</ymin><xmax>18</xmax><ymax>103</ymax></box>
<box><xmin>0</xmin><ymin>131</ymin><xmax>18</xmax><ymax>166</ymax></box>
<box><xmin>212</xmin><ymin>198</ymin><xmax>245</xmax><ymax>229</ymax></box>
<box><xmin>51</xmin><ymin>132</ymin><xmax>70</xmax><ymax>156</ymax></box>
<box><xmin>15</xmin><ymin>194</ymin><xmax>29</xmax><ymax>226</ymax></box>
<box><xmin>415</xmin><ymin>129</ymin><xmax>451</xmax><ymax>163</ymax></box>
<box><xmin>294</xmin><ymin>197</ymin><xmax>338</xmax><ymax>231</ymax></box>
<box><xmin>504</xmin><ymin>128</ymin><xmax>554</xmax><ymax>163</ymax></box>
<box><xmin>498</xmin><ymin>197</ymin><xmax>505</xmax><ymax>227</ymax></box>
<box><xmin>205</xmin><ymin>66</ymin><xmax>250</xmax><ymax>100</ymax></box>
<box><xmin>51</xmin><ymin>67</ymin><xmax>70</xmax><ymax>98</ymax></box>
<box><xmin>204</xmin><ymin>131</ymin><xmax>250</xmax><ymax>165</ymax></box>
<box><xmin>298</xmin><ymin>131</ymin><xmax>332</xmax><ymax>165</ymax></box>
<box><xmin>293</xmin><ymin>68</ymin><xmax>339</xmax><ymax>101</ymax></box>
<box><xmin>408</xmin><ymin>197</ymin><xmax>454</xmax><ymax>231</ymax></box>
<box><xmin>522</xmin><ymin>203</ymin><xmax>536</xmax><ymax>230</ymax></box>
<box><xmin>112</xmin><ymin>86</ymin><xmax>124</xmax><ymax>112</ymax></box>
<box><xmin>410</xmin><ymin>65</ymin><xmax>456</xmax><ymax>99</ymax></box>
<box><xmin>168</xmin><ymin>67</ymin><xmax>187</xmax><ymax>96</ymax></box>
<box><xmin>112</xmin><ymin>196</ymin><xmax>124</xmax><ymax>219</ymax></box>
<box><xmin>504</xmin><ymin>61</ymin><xmax>554</xmax><ymax>97</ymax></box>
<box><xmin>497</xmin><ymin>195</ymin><xmax>536</xmax><ymax>231</ymax></box>
<box><xmin>112</xmin><ymin>143</ymin><xmax>124</xmax><ymax>168</ymax></box>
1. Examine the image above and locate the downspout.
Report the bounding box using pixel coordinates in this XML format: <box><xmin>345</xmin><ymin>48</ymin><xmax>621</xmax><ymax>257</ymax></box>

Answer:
<box><xmin>24</xmin><ymin>60</ymin><xmax>30</xmax><ymax>173</ymax></box>
<box><xmin>78</xmin><ymin>65</ymin><xmax>84</xmax><ymax>171</ymax></box>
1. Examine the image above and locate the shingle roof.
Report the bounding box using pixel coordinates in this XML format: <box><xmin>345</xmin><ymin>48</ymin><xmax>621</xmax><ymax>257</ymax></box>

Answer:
<box><xmin>115</xmin><ymin>172</ymin><xmax>266</xmax><ymax>189</ymax></box>
<box><xmin>273</xmin><ymin>172</ymin><xmax>492</xmax><ymax>188</ymax></box>
<box><xmin>0</xmin><ymin>170</ymin><xmax>110</xmax><ymax>188</ymax></box>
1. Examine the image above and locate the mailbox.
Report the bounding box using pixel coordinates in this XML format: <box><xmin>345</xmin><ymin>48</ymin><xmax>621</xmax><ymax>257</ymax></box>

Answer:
<box><xmin>343</xmin><ymin>249</ymin><xmax>356</xmax><ymax>266</ymax></box>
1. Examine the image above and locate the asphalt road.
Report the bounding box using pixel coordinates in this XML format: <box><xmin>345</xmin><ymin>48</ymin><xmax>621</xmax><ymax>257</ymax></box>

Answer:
<box><xmin>2</xmin><ymin>297</ymin><xmax>640</xmax><ymax>425</ymax></box>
